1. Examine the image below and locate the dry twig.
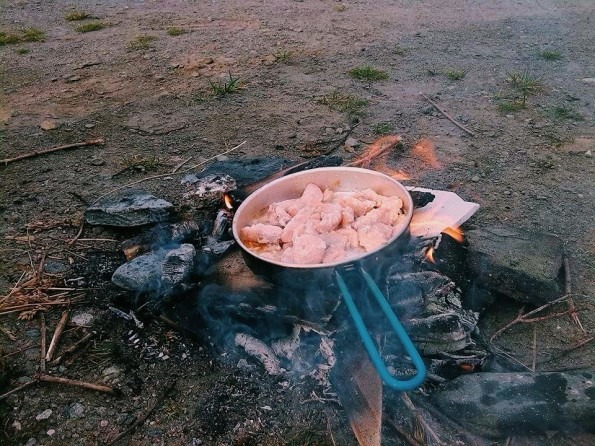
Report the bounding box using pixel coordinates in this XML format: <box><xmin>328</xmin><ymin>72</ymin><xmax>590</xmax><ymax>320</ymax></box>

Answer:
<box><xmin>564</xmin><ymin>256</ymin><xmax>585</xmax><ymax>333</ymax></box>
<box><xmin>171</xmin><ymin>156</ymin><xmax>193</xmax><ymax>173</ymax></box>
<box><xmin>1</xmin><ymin>138</ymin><xmax>105</xmax><ymax>165</ymax></box>
<box><xmin>92</xmin><ymin>140</ymin><xmax>246</xmax><ymax>204</ymax></box>
<box><xmin>40</xmin><ymin>314</ymin><xmax>46</xmax><ymax>372</ymax></box>
<box><xmin>36</xmin><ymin>373</ymin><xmax>115</xmax><ymax>394</ymax></box>
<box><xmin>490</xmin><ymin>294</ymin><xmax>573</xmax><ymax>342</ymax></box>
<box><xmin>52</xmin><ymin>331</ymin><xmax>96</xmax><ymax>365</ymax></box>
<box><xmin>385</xmin><ymin>417</ymin><xmax>423</xmax><ymax>446</ymax></box>
<box><xmin>0</xmin><ymin>380</ymin><xmax>37</xmax><ymax>401</ymax></box>
<box><xmin>46</xmin><ymin>310</ymin><xmax>69</xmax><ymax>361</ymax></box>
<box><xmin>419</xmin><ymin>92</ymin><xmax>476</xmax><ymax>137</ymax></box>
<box><xmin>401</xmin><ymin>393</ymin><xmax>444</xmax><ymax>445</ymax></box>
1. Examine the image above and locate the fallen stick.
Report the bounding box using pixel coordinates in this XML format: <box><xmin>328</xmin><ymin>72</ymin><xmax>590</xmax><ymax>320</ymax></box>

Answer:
<box><xmin>537</xmin><ymin>336</ymin><xmax>594</xmax><ymax>366</ymax></box>
<box><xmin>490</xmin><ymin>294</ymin><xmax>572</xmax><ymax>341</ymax></box>
<box><xmin>384</xmin><ymin>417</ymin><xmax>423</xmax><ymax>446</ymax></box>
<box><xmin>68</xmin><ymin>220</ymin><xmax>85</xmax><ymax>246</ymax></box>
<box><xmin>91</xmin><ymin>140</ymin><xmax>247</xmax><ymax>204</ymax></box>
<box><xmin>564</xmin><ymin>256</ymin><xmax>585</xmax><ymax>333</ymax></box>
<box><xmin>1</xmin><ymin>138</ymin><xmax>105</xmax><ymax>166</ymax></box>
<box><xmin>419</xmin><ymin>92</ymin><xmax>476</xmax><ymax>137</ymax></box>
<box><xmin>46</xmin><ymin>310</ymin><xmax>69</xmax><ymax>361</ymax></box>
<box><xmin>106</xmin><ymin>380</ymin><xmax>176</xmax><ymax>446</ymax></box>
<box><xmin>0</xmin><ymin>380</ymin><xmax>37</xmax><ymax>401</ymax></box>
<box><xmin>40</xmin><ymin>314</ymin><xmax>46</xmax><ymax>372</ymax></box>
<box><xmin>171</xmin><ymin>156</ymin><xmax>193</xmax><ymax>174</ymax></box>
<box><xmin>36</xmin><ymin>373</ymin><xmax>115</xmax><ymax>394</ymax></box>
<box><xmin>52</xmin><ymin>331</ymin><xmax>96</xmax><ymax>365</ymax></box>
<box><xmin>346</xmin><ymin>135</ymin><xmax>402</xmax><ymax>168</ymax></box>
<box><xmin>401</xmin><ymin>393</ymin><xmax>444</xmax><ymax>446</ymax></box>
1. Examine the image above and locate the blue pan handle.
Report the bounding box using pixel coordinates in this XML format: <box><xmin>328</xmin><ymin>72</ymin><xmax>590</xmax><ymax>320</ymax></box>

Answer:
<box><xmin>334</xmin><ymin>267</ymin><xmax>426</xmax><ymax>391</ymax></box>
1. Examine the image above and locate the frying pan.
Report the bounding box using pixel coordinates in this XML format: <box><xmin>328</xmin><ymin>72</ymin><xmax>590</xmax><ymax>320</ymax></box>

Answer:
<box><xmin>231</xmin><ymin>167</ymin><xmax>426</xmax><ymax>391</ymax></box>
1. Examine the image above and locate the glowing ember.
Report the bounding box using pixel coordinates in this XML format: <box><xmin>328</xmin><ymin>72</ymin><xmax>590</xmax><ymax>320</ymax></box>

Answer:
<box><xmin>348</xmin><ymin>135</ymin><xmax>402</xmax><ymax>168</ymax></box>
<box><xmin>412</xmin><ymin>138</ymin><xmax>441</xmax><ymax>169</ymax></box>
<box><xmin>425</xmin><ymin>246</ymin><xmax>436</xmax><ymax>263</ymax></box>
<box><xmin>223</xmin><ymin>193</ymin><xmax>234</xmax><ymax>210</ymax></box>
<box><xmin>443</xmin><ymin>226</ymin><xmax>464</xmax><ymax>243</ymax></box>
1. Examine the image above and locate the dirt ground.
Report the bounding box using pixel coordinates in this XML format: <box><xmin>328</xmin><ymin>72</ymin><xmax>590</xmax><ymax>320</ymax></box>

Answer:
<box><xmin>1</xmin><ymin>0</ymin><xmax>594</xmax><ymax>445</ymax></box>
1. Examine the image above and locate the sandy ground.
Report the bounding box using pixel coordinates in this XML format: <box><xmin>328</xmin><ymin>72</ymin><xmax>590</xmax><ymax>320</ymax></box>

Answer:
<box><xmin>1</xmin><ymin>0</ymin><xmax>594</xmax><ymax>445</ymax></box>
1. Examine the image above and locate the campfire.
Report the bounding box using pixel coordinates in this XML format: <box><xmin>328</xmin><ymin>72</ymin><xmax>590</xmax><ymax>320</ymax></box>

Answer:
<box><xmin>3</xmin><ymin>135</ymin><xmax>592</xmax><ymax>445</ymax></box>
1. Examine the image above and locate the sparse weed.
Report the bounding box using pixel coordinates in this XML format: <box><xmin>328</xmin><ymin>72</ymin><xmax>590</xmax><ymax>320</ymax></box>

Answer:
<box><xmin>372</xmin><ymin>122</ymin><xmax>394</xmax><ymax>135</ymax></box>
<box><xmin>274</xmin><ymin>49</ymin><xmax>292</xmax><ymax>63</ymax></box>
<box><xmin>445</xmin><ymin>69</ymin><xmax>466</xmax><ymax>80</ymax></box>
<box><xmin>348</xmin><ymin>66</ymin><xmax>389</xmax><ymax>81</ymax></box>
<box><xmin>15</xmin><ymin>47</ymin><xmax>30</xmax><ymax>54</ymax></box>
<box><xmin>393</xmin><ymin>45</ymin><xmax>407</xmax><ymax>55</ymax></box>
<box><xmin>75</xmin><ymin>21</ymin><xmax>108</xmax><ymax>33</ymax></box>
<box><xmin>209</xmin><ymin>72</ymin><xmax>241</xmax><ymax>96</ymax></box>
<box><xmin>318</xmin><ymin>91</ymin><xmax>368</xmax><ymax>116</ymax></box>
<box><xmin>506</xmin><ymin>70</ymin><xmax>542</xmax><ymax>106</ymax></box>
<box><xmin>333</xmin><ymin>4</ymin><xmax>347</xmax><ymax>12</ymax></box>
<box><xmin>65</xmin><ymin>10</ymin><xmax>92</xmax><ymax>21</ymax></box>
<box><xmin>550</xmin><ymin>105</ymin><xmax>583</xmax><ymax>121</ymax></box>
<box><xmin>121</xmin><ymin>154</ymin><xmax>161</xmax><ymax>171</ymax></box>
<box><xmin>497</xmin><ymin>101</ymin><xmax>525</xmax><ymax>113</ymax></box>
<box><xmin>0</xmin><ymin>28</ymin><xmax>45</xmax><ymax>45</ymax></box>
<box><xmin>539</xmin><ymin>50</ymin><xmax>562</xmax><ymax>61</ymax></box>
<box><xmin>128</xmin><ymin>34</ymin><xmax>157</xmax><ymax>50</ymax></box>
<box><xmin>166</xmin><ymin>27</ymin><xmax>186</xmax><ymax>36</ymax></box>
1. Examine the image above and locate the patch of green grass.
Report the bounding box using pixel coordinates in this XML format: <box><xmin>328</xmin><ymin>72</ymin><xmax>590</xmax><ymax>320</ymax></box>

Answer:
<box><xmin>64</xmin><ymin>10</ymin><xmax>92</xmax><ymax>21</ymax></box>
<box><xmin>539</xmin><ymin>50</ymin><xmax>562</xmax><ymax>61</ymax></box>
<box><xmin>348</xmin><ymin>65</ymin><xmax>389</xmax><ymax>81</ymax></box>
<box><xmin>209</xmin><ymin>72</ymin><xmax>241</xmax><ymax>96</ymax></box>
<box><xmin>497</xmin><ymin>101</ymin><xmax>525</xmax><ymax>113</ymax></box>
<box><xmin>445</xmin><ymin>69</ymin><xmax>466</xmax><ymax>80</ymax></box>
<box><xmin>15</xmin><ymin>47</ymin><xmax>30</xmax><ymax>55</ymax></box>
<box><xmin>121</xmin><ymin>154</ymin><xmax>162</xmax><ymax>171</ymax></box>
<box><xmin>550</xmin><ymin>105</ymin><xmax>583</xmax><ymax>121</ymax></box>
<box><xmin>372</xmin><ymin>122</ymin><xmax>394</xmax><ymax>135</ymax></box>
<box><xmin>333</xmin><ymin>4</ymin><xmax>347</xmax><ymax>12</ymax></box>
<box><xmin>506</xmin><ymin>70</ymin><xmax>542</xmax><ymax>106</ymax></box>
<box><xmin>128</xmin><ymin>34</ymin><xmax>157</xmax><ymax>50</ymax></box>
<box><xmin>274</xmin><ymin>49</ymin><xmax>292</xmax><ymax>63</ymax></box>
<box><xmin>318</xmin><ymin>90</ymin><xmax>368</xmax><ymax>116</ymax></box>
<box><xmin>0</xmin><ymin>28</ymin><xmax>45</xmax><ymax>45</ymax></box>
<box><xmin>166</xmin><ymin>27</ymin><xmax>186</xmax><ymax>36</ymax></box>
<box><xmin>75</xmin><ymin>21</ymin><xmax>108</xmax><ymax>33</ymax></box>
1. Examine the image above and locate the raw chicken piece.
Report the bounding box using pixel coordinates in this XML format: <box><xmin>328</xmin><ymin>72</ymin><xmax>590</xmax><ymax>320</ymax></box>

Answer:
<box><xmin>336</xmin><ymin>193</ymin><xmax>376</xmax><ymax>217</ymax></box>
<box><xmin>340</xmin><ymin>206</ymin><xmax>355</xmax><ymax>227</ymax></box>
<box><xmin>356</xmin><ymin>188</ymin><xmax>382</xmax><ymax>205</ymax></box>
<box><xmin>301</xmin><ymin>183</ymin><xmax>324</xmax><ymax>207</ymax></box>
<box><xmin>317</xmin><ymin>203</ymin><xmax>343</xmax><ymax>233</ymax></box>
<box><xmin>322</xmin><ymin>188</ymin><xmax>334</xmax><ymax>202</ymax></box>
<box><xmin>378</xmin><ymin>196</ymin><xmax>403</xmax><ymax>225</ymax></box>
<box><xmin>321</xmin><ymin>233</ymin><xmax>348</xmax><ymax>263</ymax></box>
<box><xmin>335</xmin><ymin>227</ymin><xmax>359</xmax><ymax>248</ymax></box>
<box><xmin>280</xmin><ymin>247</ymin><xmax>294</xmax><ymax>263</ymax></box>
<box><xmin>265</xmin><ymin>204</ymin><xmax>292</xmax><ymax>227</ymax></box>
<box><xmin>357</xmin><ymin>224</ymin><xmax>393</xmax><ymax>252</ymax></box>
<box><xmin>291</xmin><ymin>234</ymin><xmax>327</xmax><ymax>264</ymax></box>
<box><xmin>281</xmin><ymin>207</ymin><xmax>315</xmax><ymax>243</ymax></box>
<box><xmin>241</xmin><ymin>224</ymin><xmax>283</xmax><ymax>245</ymax></box>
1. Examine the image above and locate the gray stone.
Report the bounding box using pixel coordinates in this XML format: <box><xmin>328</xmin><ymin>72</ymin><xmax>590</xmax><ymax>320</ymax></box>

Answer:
<box><xmin>68</xmin><ymin>402</ymin><xmax>85</xmax><ymax>419</ymax></box>
<box><xmin>43</xmin><ymin>260</ymin><xmax>69</xmax><ymax>274</ymax></box>
<box><xmin>466</xmin><ymin>226</ymin><xmax>564</xmax><ymax>305</ymax></box>
<box><xmin>161</xmin><ymin>244</ymin><xmax>195</xmax><ymax>289</ymax></box>
<box><xmin>431</xmin><ymin>372</ymin><xmax>595</xmax><ymax>437</ymax></box>
<box><xmin>344</xmin><ymin>137</ymin><xmax>359</xmax><ymax>147</ymax></box>
<box><xmin>85</xmin><ymin>191</ymin><xmax>173</xmax><ymax>227</ymax></box>
<box><xmin>71</xmin><ymin>312</ymin><xmax>94</xmax><ymax>326</ymax></box>
<box><xmin>111</xmin><ymin>251</ymin><xmax>163</xmax><ymax>292</ymax></box>
<box><xmin>581</xmin><ymin>77</ymin><xmax>595</xmax><ymax>84</ymax></box>
<box><xmin>35</xmin><ymin>409</ymin><xmax>52</xmax><ymax>421</ymax></box>
<box><xmin>471</xmin><ymin>175</ymin><xmax>480</xmax><ymax>182</ymax></box>
<box><xmin>24</xmin><ymin>439</ymin><xmax>38</xmax><ymax>446</ymax></box>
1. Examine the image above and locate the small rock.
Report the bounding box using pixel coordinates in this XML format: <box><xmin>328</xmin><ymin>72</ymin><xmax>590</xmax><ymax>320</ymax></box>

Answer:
<box><xmin>43</xmin><ymin>260</ymin><xmax>69</xmax><ymax>274</ymax></box>
<box><xmin>161</xmin><ymin>244</ymin><xmax>196</xmax><ymax>290</ymax></box>
<box><xmin>71</xmin><ymin>312</ymin><xmax>94</xmax><ymax>326</ymax></box>
<box><xmin>24</xmin><ymin>439</ymin><xmax>38</xmax><ymax>446</ymax></box>
<box><xmin>471</xmin><ymin>175</ymin><xmax>480</xmax><ymax>182</ymax></box>
<box><xmin>68</xmin><ymin>403</ymin><xmax>85</xmax><ymax>419</ymax></box>
<box><xmin>36</xmin><ymin>409</ymin><xmax>52</xmax><ymax>421</ymax></box>
<box><xmin>324</xmin><ymin>127</ymin><xmax>334</xmax><ymax>135</ymax></box>
<box><xmin>89</xmin><ymin>158</ymin><xmax>105</xmax><ymax>166</ymax></box>
<box><xmin>344</xmin><ymin>137</ymin><xmax>359</xmax><ymax>148</ymax></box>
<box><xmin>85</xmin><ymin>191</ymin><xmax>174</xmax><ymax>227</ymax></box>
<box><xmin>101</xmin><ymin>366</ymin><xmax>123</xmax><ymax>385</ymax></box>
<box><xmin>47</xmin><ymin>429</ymin><xmax>55</xmax><ymax>436</ymax></box>
<box><xmin>111</xmin><ymin>251</ymin><xmax>164</xmax><ymax>292</ymax></box>
<box><xmin>12</xmin><ymin>420</ymin><xmax>22</xmax><ymax>431</ymax></box>
<box><xmin>65</xmin><ymin>75</ymin><xmax>81</xmax><ymax>83</ymax></box>
<box><xmin>40</xmin><ymin>120</ymin><xmax>59</xmax><ymax>131</ymax></box>
<box><xmin>581</xmin><ymin>77</ymin><xmax>595</xmax><ymax>84</ymax></box>
<box><xmin>586</xmin><ymin>149</ymin><xmax>592</xmax><ymax>157</ymax></box>
<box><xmin>84</xmin><ymin>123</ymin><xmax>95</xmax><ymax>129</ymax></box>
<box><xmin>100</xmin><ymin>420</ymin><xmax>109</xmax><ymax>428</ymax></box>
<box><xmin>506</xmin><ymin>114</ymin><xmax>514</xmax><ymax>118</ymax></box>
<box><xmin>215</xmin><ymin>155</ymin><xmax>229</xmax><ymax>162</ymax></box>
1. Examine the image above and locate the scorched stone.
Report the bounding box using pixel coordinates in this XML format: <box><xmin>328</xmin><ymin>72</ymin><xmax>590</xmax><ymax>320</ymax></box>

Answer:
<box><xmin>431</xmin><ymin>372</ymin><xmax>595</xmax><ymax>436</ymax></box>
<box><xmin>85</xmin><ymin>191</ymin><xmax>173</xmax><ymax>227</ymax></box>
<box><xmin>466</xmin><ymin>226</ymin><xmax>564</xmax><ymax>305</ymax></box>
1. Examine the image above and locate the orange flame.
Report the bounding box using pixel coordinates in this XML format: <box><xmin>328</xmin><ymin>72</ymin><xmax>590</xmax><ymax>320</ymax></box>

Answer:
<box><xmin>425</xmin><ymin>246</ymin><xmax>435</xmax><ymax>263</ymax></box>
<box><xmin>223</xmin><ymin>193</ymin><xmax>234</xmax><ymax>210</ymax></box>
<box><xmin>442</xmin><ymin>226</ymin><xmax>464</xmax><ymax>243</ymax></box>
<box><xmin>348</xmin><ymin>135</ymin><xmax>402</xmax><ymax>168</ymax></box>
